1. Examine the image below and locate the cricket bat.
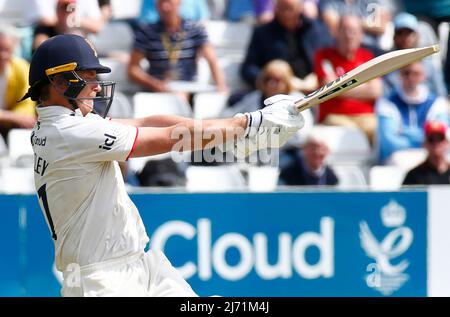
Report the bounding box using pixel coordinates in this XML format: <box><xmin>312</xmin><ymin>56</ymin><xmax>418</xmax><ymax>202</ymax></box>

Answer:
<box><xmin>295</xmin><ymin>45</ymin><xmax>440</xmax><ymax>113</ymax></box>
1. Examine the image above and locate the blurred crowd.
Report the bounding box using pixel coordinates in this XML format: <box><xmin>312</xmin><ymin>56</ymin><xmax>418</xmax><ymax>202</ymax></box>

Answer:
<box><xmin>1</xmin><ymin>0</ymin><xmax>450</xmax><ymax>191</ymax></box>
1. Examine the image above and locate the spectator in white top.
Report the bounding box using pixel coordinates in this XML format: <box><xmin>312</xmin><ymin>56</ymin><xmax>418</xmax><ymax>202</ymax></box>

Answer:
<box><xmin>27</xmin><ymin>0</ymin><xmax>106</xmax><ymax>34</ymax></box>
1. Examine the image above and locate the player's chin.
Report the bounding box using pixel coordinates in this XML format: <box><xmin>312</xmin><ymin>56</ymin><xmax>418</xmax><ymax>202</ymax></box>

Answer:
<box><xmin>77</xmin><ymin>100</ymin><xmax>94</xmax><ymax>113</ymax></box>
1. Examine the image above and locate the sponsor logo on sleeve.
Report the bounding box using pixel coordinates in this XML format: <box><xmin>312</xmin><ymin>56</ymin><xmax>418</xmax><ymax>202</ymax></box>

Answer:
<box><xmin>99</xmin><ymin>133</ymin><xmax>117</xmax><ymax>151</ymax></box>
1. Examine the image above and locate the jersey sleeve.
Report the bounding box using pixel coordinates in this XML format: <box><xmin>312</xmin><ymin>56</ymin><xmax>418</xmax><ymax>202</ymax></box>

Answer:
<box><xmin>62</xmin><ymin>115</ymin><xmax>138</xmax><ymax>163</ymax></box>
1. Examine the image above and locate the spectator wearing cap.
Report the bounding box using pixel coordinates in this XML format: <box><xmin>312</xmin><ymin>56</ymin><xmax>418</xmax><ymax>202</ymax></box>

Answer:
<box><xmin>376</xmin><ymin>62</ymin><xmax>449</xmax><ymax>164</ymax></box>
<box><xmin>383</xmin><ymin>12</ymin><xmax>447</xmax><ymax>97</ymax></box>
<box><xmin>278</xmin><ymin>127</ymin><xmax>339</xmax><ymax>186</ymax></box>
<box><xmin>403</xmin><ymin>121</ymin><xmax>450</xmax><ymax>185</ymax></box>
<box><xmin>0</xmin><ymin>26</ymin><xmax>36</xmax><ymax>141</ymax></box>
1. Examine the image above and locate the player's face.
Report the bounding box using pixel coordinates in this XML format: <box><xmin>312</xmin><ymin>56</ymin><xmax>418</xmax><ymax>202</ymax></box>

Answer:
<box><xmin>76</xmin><ymin>70</ymin><xmax>101</xmax><ymax>116</ymax></box>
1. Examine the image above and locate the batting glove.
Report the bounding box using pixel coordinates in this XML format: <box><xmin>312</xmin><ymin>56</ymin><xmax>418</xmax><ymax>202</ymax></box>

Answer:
<box><xmin>227</xmin><ymin>94</ymin><xmax>305</xmax><ymax>159</ymax></box>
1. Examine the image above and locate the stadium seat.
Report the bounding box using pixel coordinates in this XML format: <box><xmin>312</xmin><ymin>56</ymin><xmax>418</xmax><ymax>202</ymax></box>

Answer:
<box><xmin>385</xmin><ymin>149</ymin><xmax>427</xmax><ymax>171</ymax></box>
<box><xmin>332</xmin><ymin>164</ymin><xmax>368</xmax><ymax>189</ymax></box>
<box><xmin>196</xmin><ymin>57</ymin><xmax>212</xmax><ymax>85</ymax></box>
<box><xmin>0</xmin><ymin>135</ymin><xmax>7</xmax><ymax>157</ymax></box>
<box><xmin>417</xmin><ymin>21</ymin><xmax>443</xmax><ymax>67</ymax></box>
<box><xmin>378</xmin><ymin>21</ymin><xmax>394</xmax><ymax>51</ymax></box>
<box><xmin>0</xmin><ymin>0</ymin><xmax>26</xmax><ymax>25</ymax></box>
<box><xmin>248</xmin><ymin>166</ymin><xmax>279</xmax><ymax>192</ymax></box>
<box><xmin>130</xmin><ymin>93</ymin><xmax>193</xmax><ymax>174</ymax></box>
<box><xmin>185</xmin><ymin>165</ymin><xmax>246</xmax><ymax>192</ymax></box>
<box><xmin>0</xmin><ymin>166</ymin><xmax>35</xmax><ymax>194</ymax></box>
<box><xmin>88</xmin><ymin>21</ymin><xmax>134</xmax><ymax>57</ymax></box>
<box><xmin>220</xmin><ymin>57</ymin><xmax>248</xmax><ymax>92</ymax></box>
<box><xmin>107</xmin><ymin>91</ymin><xmax>134</xmax><ymax>119</ymax></box>
<box><xmin>193</xmin><ymin>92</ymin><xmax>228</xmax><ymax>119</ymax></box>
<box><xmin>110</xmin><ymin>0</ymin><xmax>142</xmax><ymax>20</ymax></box>
<box><xmin>133</xmin><ymin>92</ymin><xmax>193</xmax><ymax>118</ymax></box>
<box><xmin>7</xmin><ymin>129</ymin><xmax>33</xmax><ymax>167</ymax></box>
<box><xmin>369</xmin><ymin>165</ymin><xmax>406</xmax><ymax>190</ymax></box>
<box><xmin>198</xmin><ymin>56</ymin><xmax>248</xmax><ymax>92</ymax></box>
<box><xmin>204</xmin><ymin>21</ymin><xmax>252</xmax><ymax>58</ymax></box>
<box><xmin>128</xmin><ymin>151</ymin><xmax>192</xmax><ymax>175</ymax></box>
<box><xmin>312</xmin><ymin>125</ymin><xmax>373</xmax><ymax>164</ymax></box>
<box><xmin>98</xmin><ymin>57</ymin><xmax>141</xmax><ymax>94</ymax></box>
<box><xmin>438</xmin><ymin>22</ymin><xmax>449</xmax><ymax>62</ymax></box>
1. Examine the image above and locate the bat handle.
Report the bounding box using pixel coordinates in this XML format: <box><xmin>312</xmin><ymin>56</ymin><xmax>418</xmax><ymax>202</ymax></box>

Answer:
<box><xmin>294</xmin><ymin>98</ymin><xmax>309</xmax><ymax>113</ymax></box>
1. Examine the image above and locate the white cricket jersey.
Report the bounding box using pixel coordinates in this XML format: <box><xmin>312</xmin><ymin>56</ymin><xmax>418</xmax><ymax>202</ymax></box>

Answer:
<box><xmin>32</xmin><ymin>105</ymin><xmax>149</xmax><ymax>271</ymax></box>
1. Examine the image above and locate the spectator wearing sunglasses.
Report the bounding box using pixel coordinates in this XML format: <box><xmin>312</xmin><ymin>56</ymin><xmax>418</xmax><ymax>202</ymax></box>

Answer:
<box><xmin>222</xmin><ymin>59</ymin><xmax>313</xmax><ymax>137</ymax></box>
<box><xmin>221</xmin><ymin>59</ymin><xmax>314</xmax><ymax>163</ymax></box>
<box><xmin>403</xmin><ymin>121</ymin><xmax>450</xmax><ymax>185</ymax></box>
<box><xmin>376</xmin><ymin>62</ymin><xmax>450</xmax><ymax>164</ymax></box>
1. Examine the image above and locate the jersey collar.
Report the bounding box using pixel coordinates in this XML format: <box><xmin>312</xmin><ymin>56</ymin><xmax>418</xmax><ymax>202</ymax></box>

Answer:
<box><xmin>36</xmin><ymin>105</ymin><xmax>76</xmax><ymax>119</ymax></box>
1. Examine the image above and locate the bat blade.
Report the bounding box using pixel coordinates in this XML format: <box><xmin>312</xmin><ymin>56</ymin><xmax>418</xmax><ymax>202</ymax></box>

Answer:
<box><xmin>294</xmin><ymin>45</ymin><xmax>440</xmax><ymax>113</ymax></box>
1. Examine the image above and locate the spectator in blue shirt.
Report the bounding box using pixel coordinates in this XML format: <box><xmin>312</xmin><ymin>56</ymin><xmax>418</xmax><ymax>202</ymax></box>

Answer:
<box><xmin>139</xmin><ymin>0</ymin><xmax>210</xmax><ymax>23</ymax></box>
<box><xmin>376</xmin><ymin>62</ymin><xmax>449</xmax><ymax>164</ymax></box>
<box><xmin>128</xmin><ymin>0</ymin><xmax>227</xmax><ymax>98</ymax></box>
<box><xmin>226</xmin><ymin>0</ymin><xmax>254</xmax><ymax>22</ymax></box>
<box><xmin>240</xmin><ymin>0</ymin><xmax>333</xmax><ymax>92</ymax></box>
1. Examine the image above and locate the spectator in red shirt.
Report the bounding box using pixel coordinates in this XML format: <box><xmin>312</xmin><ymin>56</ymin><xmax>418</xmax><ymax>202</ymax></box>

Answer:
<box><xmin>314</xmin><ymin>14</ymin><xmax>383</xmax><ymax>144</ymax></box>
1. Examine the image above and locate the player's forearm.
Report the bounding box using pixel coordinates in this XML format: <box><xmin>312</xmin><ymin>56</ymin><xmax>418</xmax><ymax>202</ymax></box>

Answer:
<box><xmin>169</xmin><ymin>116</ymin><xmax>247</xmax><ymax>151</ymax></box>
<box><xmin>130</xmin><ymin>116</ymin><xmax>248</xmax><ymax>158</ymax></box>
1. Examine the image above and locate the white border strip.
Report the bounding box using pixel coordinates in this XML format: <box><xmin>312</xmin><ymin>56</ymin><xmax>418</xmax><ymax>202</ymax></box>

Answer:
<box><xmin>428</xmin><ymin>186</ymin><xmax>450</xmax><ymax>296</ymax></box>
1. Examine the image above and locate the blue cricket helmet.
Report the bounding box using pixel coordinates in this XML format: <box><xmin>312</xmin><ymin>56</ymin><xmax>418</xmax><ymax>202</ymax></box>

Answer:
<box><xmin>23</xmin><ymin>34</ymin><xmax>115</xmax><ymax>117</ymax></box>
<box><xmin>29</xmin><ymin>34</ymin><xmax>110</xmax><ymax>87</ymax></box>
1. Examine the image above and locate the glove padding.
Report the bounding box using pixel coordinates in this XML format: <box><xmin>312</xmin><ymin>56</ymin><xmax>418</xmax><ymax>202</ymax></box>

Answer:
<box><xmin>226</xmin><ymin>94</ymin><xmax>304</xmax><ymax>159</ymax></box>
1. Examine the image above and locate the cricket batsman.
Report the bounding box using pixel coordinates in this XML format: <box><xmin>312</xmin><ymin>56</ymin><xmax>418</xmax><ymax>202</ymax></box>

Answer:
<box><xmin>22</xmin><ymin>34</ymin><xmax>305</xmax><ymax>296</ymax></box>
